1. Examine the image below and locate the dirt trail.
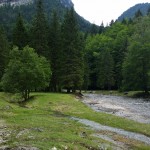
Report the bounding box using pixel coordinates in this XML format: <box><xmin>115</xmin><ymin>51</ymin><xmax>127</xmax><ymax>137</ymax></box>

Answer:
<box><xmin>82</xmin><ymin>94</ymin><xmax>150</xmax><ymax>124</ymax></box>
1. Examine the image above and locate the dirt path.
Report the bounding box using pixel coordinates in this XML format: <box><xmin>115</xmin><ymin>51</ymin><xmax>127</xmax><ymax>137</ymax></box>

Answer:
<box><xmin>82</xmin><ymin>94</ymin><xmax>150</xmax><ymax>124</ymax></box>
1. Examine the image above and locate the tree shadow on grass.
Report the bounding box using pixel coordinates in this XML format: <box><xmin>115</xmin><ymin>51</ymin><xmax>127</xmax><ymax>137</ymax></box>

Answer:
<box><xmin>18</xmin><ymin>95</ymin><xmax>36</xmax><ymax>108</ymax></box>
<box><xmin>52</xmin><ymin>110</ymin><xmax>69</xmax><ymax>118</ymax></box>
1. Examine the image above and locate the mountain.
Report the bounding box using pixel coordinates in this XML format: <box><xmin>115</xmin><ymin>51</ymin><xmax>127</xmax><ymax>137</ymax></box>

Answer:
<box><xmin>118</xmin><ymin>3</ymin><xmax>150</xmax><ymax>21</ymax></box>
<box><xmin>0</xmin><ymin>0</ymin><xmax>73</xmax><ymax>7</ymax></box>
<box><xmin>0</xmin><ymin>0</ymin><xmax>91</xmax><ymax>38</ymax></box>
<box><xmin>0</xmin><ymin>0</ymin><xmax>33</xmax><ymax>6</ymax></box>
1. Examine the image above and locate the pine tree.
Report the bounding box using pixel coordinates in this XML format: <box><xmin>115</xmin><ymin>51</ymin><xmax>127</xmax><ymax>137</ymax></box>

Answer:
<box><xmin>48</xmin><ymin>11</ymin><xmax>62</xmax><ymax>92</ymax></box>
<box><xmin>109</xmin><ymin>20</ymin><xmax>114</xmax><ymax>26</ymax></box>
<box><xmin>147</xmin><ymin>7</ymin><xmax>150</xmax><ymax>15</ymax></box>
<box><xmin>89</xmin><ymin>23</ymin><xmax>98</xmax><ymax>35</ymax></box>
<box><xmin>135</xmin><ymin>9</ymin><xmax>143</xmax><ymax>18</ymax></box>
<box><xmin>30</xmin><ymin>0</ymin><xmax>49</xmax><ymax>58</ymax></box>
<box><xmin>0</xmin><ymin>27</ymin><xmax>9</xmax><ymax>82</ymax></box>
<box><xmin>13</xmin><ymin>13</ymin><xmax>28</xmax><ymax>49</ymax></box>
<box><xmin>61</xmin><ymin>8</ymin><xmax>84</xmax><ymax>92</ymax></box>
<box><xmin>99</xmin><ymin>22</ymin><xmax>104</xmax><ymax>34</ymax></box>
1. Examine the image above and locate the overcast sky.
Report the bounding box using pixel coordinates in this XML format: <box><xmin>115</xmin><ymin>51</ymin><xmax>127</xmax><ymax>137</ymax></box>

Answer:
<box><xmin>72</xmin><ymin>0</ymin><xmax>149</xmax><ymax>25</ymax></box>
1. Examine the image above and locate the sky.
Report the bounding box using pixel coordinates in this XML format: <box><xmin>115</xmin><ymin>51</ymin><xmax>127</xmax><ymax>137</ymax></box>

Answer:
<box><xmin>71</xmin><ymin>0</ymin><xmax>150</xmax><ymax>25</ymax></box>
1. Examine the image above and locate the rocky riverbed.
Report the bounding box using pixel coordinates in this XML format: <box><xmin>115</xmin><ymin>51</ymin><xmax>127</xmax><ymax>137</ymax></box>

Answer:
<box><xmin>82</xmin><ymin>94</ymin><xmax>150</xmax><ymax>124</ymax></box>
<box><xmin>71</xmin><ymin>117</ymin><xmax>150</xmax><ymax>149</ymax></box>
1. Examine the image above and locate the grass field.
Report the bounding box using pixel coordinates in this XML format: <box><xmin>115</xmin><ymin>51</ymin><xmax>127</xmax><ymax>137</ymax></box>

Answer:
<box><xmin>0</xmin><ymin>92</ymin><xmax>150</xmax><ymax>149</ymax></box>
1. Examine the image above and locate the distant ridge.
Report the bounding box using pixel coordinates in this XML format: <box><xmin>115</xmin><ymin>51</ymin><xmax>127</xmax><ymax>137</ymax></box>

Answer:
<box><xmin>0</xmin><ymin>0</ymin><xmax>91</xmax><ymax>34</ymax></box>
<box><xmin>118</xmin><ymin>3</ymin><xmax>150</xmax><ymax>21</ymax></box>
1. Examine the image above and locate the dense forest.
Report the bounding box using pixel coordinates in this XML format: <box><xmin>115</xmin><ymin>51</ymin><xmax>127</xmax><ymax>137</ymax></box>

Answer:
<box><xmin>0</xmin><ymin>0</ymin><xmax>150</xmax><ymax>100</ymax></box>
<box><xmin>0</xmin><ymin>0</ymin><xmax>92</xmax><ymax>39</ymax></box>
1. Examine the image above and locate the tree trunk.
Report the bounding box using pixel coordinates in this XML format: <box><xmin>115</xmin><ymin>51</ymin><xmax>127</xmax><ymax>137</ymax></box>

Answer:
<box><xmin>27</xmin><ymin>90</ymin><xmax>30</xmax><ymax>99</ymax></box>
<box><xmin>67</xmin><ymin>88</ymin><xmax>70</xmax><ymax>93</ymax></box>
<box><xmin>23</xmin><ymin>90</ymin><xmax>28</xmax><ymax>101</ymax></box>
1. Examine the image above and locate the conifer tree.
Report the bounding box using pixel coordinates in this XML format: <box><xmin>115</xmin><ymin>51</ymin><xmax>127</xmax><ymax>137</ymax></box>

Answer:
<box><xmin>30</xmin><ymin>0</ymin><xmax>49</xmax><ymax>58</ymax></box>
<box><xmin>48</xmin><ymin>11</ymin><xmax>62</xmax><ymax>92</ymax></box>
<box><xmin>99</xmin><ymin>22</ymin><xmax>104</xmax><ymax>34</ymax></box>
<box><xmin>0</xmin><ymin>27</ymin><xmax>9</xmax><ymax>82</ymax></box>
<box><xmin>135</xmin><ymin>9</ymin><xmax>143</xmax><ymax>18</ymax></box>
<box><xmin>147</xmin><ymin>7</ymin><xmax>150</xmax><ymax>15</ymax></box>
<box><xmin>13</xmin><ymin>13</ymin><xmax>28</xmax><ymax>49</ymax></box>
<box><xmin>61</xmin><ymin>8</ymin><xmax>84</xmax><ymax>92</ymax></box>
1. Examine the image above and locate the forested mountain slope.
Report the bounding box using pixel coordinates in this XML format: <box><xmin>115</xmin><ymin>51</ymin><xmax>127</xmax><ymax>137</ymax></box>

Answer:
<box><xmin>118</xmin><ymin>3</ymin><xmax>150</xmax><ymax>21</ymax></box>
<box><xmin>0</xmin><ymin>0</ymin><xmax>91</xmax><ymax>36</ymax></box>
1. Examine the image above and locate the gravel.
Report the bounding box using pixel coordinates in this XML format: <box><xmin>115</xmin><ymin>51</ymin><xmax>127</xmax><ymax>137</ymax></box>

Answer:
<box><xmin>71</xmin><ymin>117</ymin><xmax>150</xmax><ymax>145</ymax></box>
<box><xmin>82</xmin><ymin>94</ymin><xmax>150</xmax><ymax>123</ymax></box>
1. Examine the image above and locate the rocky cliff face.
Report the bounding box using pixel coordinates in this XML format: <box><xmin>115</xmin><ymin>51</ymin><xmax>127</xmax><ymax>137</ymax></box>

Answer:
<box><xmin>60</xmin><ymin>0</ymin><xmax>73</xmax><ymax>8</ymax></box>
<box><xmin>0</xmin><ymin>0</ymin><xmax>33</xmax><ymax>6</ymax></box>
<box><xmin>0</xmin><ymin>0</ymin><xmax>73</xmax><ymax>7</ymax></box>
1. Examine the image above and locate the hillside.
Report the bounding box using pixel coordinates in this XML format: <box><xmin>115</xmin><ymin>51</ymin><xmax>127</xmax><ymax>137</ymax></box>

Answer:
<box><xmin>118</xmin><ymin>3</ymin><xmax>150</xmax><ymax>21</ymax></box>
<box><xmin>0</xmin><ymin>0</ymin><xmax>91</xmax><ymax>37</ymax></box>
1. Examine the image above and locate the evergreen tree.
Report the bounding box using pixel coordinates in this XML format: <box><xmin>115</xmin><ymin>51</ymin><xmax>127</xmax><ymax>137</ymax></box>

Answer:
<box><xmin>99</xmin><ymin>22</ymin><xmax>104</xmax><ymax>34</ymax></box>
<box><xmin>48</xmin><ymin>11</ymin><xmax>62</xmax><ymax>92</ymax></box>
<box><xmin>13</xmin><ymin>13</ymin><xmax>28</xmax><ymax>49</ymax></box>
<box><xmin>128</xmin><ymin>18</ymin><xmax>133</xmax><ymax>24</ymax></box>
<box><xmin>82</xmin><ymin>54</ymin><xmax>90</xmax><ymax>91</ymax></box>
<box><xmin>135</xmin><ymin>9</ymin><xmax>143</xmax><ymax>18</ymax></box>
<box><xmin>89</xmin><ymin>23</ymin><xmax>99</xmax><ymax>35</ymax></box>
<box><xmin>109</xmin><ymin>20</ymin><xmax>114</xmax><ymax>26</ymax></box>
<box><xmin>121</xmin><ymin>18</ymin><xmax>127</xmax><ymax>25</ymax></box>
<box><xmin>30</xmin><ymin>0</ymin><xmax>49</xmax><ymax>58</ymax></box>
<box><xmin>61</xmin><ymin>8</ymin><xmax>84</xmax><ymax>92</ymax></box>
<box><xmin>0</xmin><ymin>27</ymin><xmax>9</xmax><ymax>82</ymax></box>
<box><xmin>147</xmin><ymin>7</ymin><xmax>150</xmax><ymax>15</ymax></box>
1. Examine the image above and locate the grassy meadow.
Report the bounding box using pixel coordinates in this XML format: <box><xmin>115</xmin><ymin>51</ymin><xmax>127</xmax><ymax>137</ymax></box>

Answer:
<box><xmin>0</xmin><ymin>92</ymin><xmax>150</xmax><ymax>149</ymax></box>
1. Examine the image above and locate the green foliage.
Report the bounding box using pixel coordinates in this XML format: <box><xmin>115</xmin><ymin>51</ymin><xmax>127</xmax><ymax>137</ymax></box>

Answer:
<box><xmin>30</xmin><ymin>0</ymin><xmax>49</xmax><ymax>58</ymax></box>
<box><xmin>0</xmin><ymin>26</ymin><xmax>9</xmax><ymax>82</ymax></box>
<box><xmin>13</xmin><ymin>13</ymin><xmax>28</xmax><ymax>49</ymax></box>
<box><xmin>0</xmin><ymin>0</ymin><xmax>91</xmax><ymax>39</ymax></box>
<box><xmin>123</xmin><ymin>42</ymin><xmax>150</xmax><ymax>92</ymax></box>
<box><xmin>97</xmin><ymin>49</ymin><xmax>114</xmax><ymax>90</ymax></box>
<box><xmin>61</xmin><ymin>8</ymin><xmax>84</xmax><ymax>92</ymax></box>
<box><xmin>48</xmin><ymin>11</ymin><xmax>62</xmax><ymax>92</ymax></box>
<box><xmin>85</xmin><ymin>34</ymin><xmax>113</xmax><ymax>89</ymax></box>
<box><xmin>122</xmin><ymin>16</ymin><xmax>150</xmax><ymax>93</ymax></box>
<box><xmin>1</xmin><ymin>46</ymin><xmax>51</xmax><ymax>100</ymax></box>
<box><xmin>135</xmin><ymin>9</ymin><xmax>143</xmax><ymax>18</ymax></box>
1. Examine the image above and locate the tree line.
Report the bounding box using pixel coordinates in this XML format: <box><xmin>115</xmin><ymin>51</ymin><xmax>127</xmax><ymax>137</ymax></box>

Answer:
<box><xmin>0</xmin><ymin>0</ymin><xmax>84</xmax><ymax>100</ymax></box>
<box><xmin>0</xmin><ymin>0</ymin><xmax>150</xmax><ymax>101</ymax></box>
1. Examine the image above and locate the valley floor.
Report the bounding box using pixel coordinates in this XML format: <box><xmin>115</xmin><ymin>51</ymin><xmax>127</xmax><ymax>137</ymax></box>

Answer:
<box><xmin>0</xmin><ymin>92</ymin><xmax>150</xmax><ymax>149</ymax></box>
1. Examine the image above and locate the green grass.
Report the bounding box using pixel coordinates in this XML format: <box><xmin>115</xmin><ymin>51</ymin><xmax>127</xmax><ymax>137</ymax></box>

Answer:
<box><xmin>0</xmin><ymin>92</ymin><xmax>150</xmax><ymax>149</ymax></box>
